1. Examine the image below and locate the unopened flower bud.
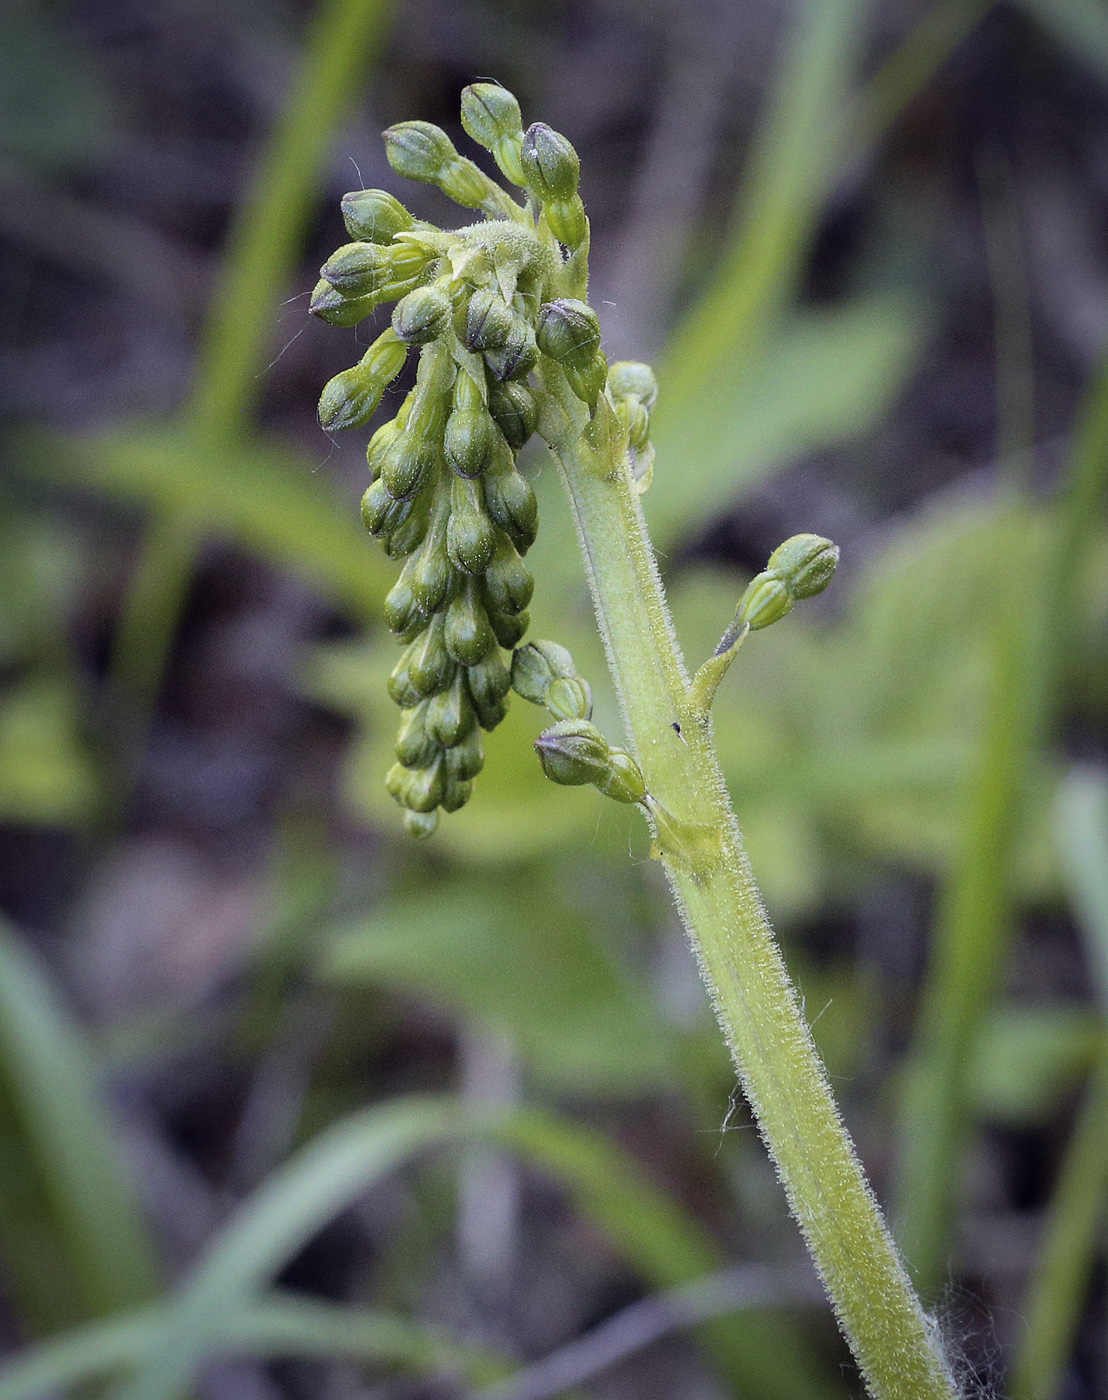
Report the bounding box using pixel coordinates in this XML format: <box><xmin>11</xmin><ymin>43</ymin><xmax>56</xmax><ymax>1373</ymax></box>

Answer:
<box><xmin>597</xmin><ymin>750</ymin><xmax>647</xmax><ymax>805</ymax></box>
<box><xmin>444</xmin><ymin>578</ymin><xmax>497</xmax><ymax>666</ymax></box>
<box><xmin>461</xmin><ymin>288</ymin><xmax>513</xmax><ymax>352</ymax></box>
<box><xmin>425</xmin><ymin>670</ymin><xmax>475</xmax><ymax>748</ymax></box>
<box><xmin>736</xmin><ymin>572</ymin><xmax>793</xmax><ymax>631</ymax></box>
<box><xmin>483</xmin><ymin>462</ymin><xmax>537</xmax><ymax>552</ymax></box>
<box><xmin>489</xmin><ymin>608</ymin><xmax>528</xmax><ymax>649</ymax></box>
<box><xmin>392</xmin><ymin>285</ymin><xmax>450</xmax><ymax>343</ymax></box>
<box><xmin>487</xmin><ymin>380</ymin><xmax>538</xmax><ymax>450</ymax></box>
<box><xmin>384</xmin><ymin>121</ymin><xmax>495</xmax><ymax>209</ymax></box>
<box><xmin>521</xmin><ymin>123</ymin><xmax>580</xmax><ymax>202</ymax></box>
<box><xmin>341</xmin><ymin>189</ymin><xmax>414</xmax><ymax>244</ymax></box>
<box><xmin>483</xmin><ymin>544</ymin><xmax>534</xmax><ymax>616</ymax></box>
<box><xmin>318</xmin><ymin>332</ymin><xmax>408</xmax><ymax>430</ymax></box>
<box><xmin>308</xmin><ymin>279</ymin><xmax>376</xmax><ymax>328</ymax></box>
<box><xmin>483</xmin><ymin>317</ymin><xmax>539</xmax><ymax>382</ymax></box>
<box><xmin>536</xmin><ymin>299</ymin><xmax>601</xmax><ymax>371</ymax></box>
<box><xmin>407</xmin><ymin>613</ymin><xmax>456</xmax><ymax>696</ymax></box>
<box><xmin>534</xmin><ymin>719</ymin><xmax>611</xmax><ymax>787</ymax></box>
<box><xmin>395</xmin><ymin>704</ymin><xmax>437</xmax><ymax>769</ymax></box>
<box><xmin>404</xmin><ymin>809</ymin><xmax>439</xmax><ymax>839</ymax></box>
<box><xmin>766</xmin><ymin>534</ymin><xmax>839</xmax><ymax>600</ymax></box>
<box><xmin>445</xmin><ymin>727</ymin><xmax>485</xmax><ymax>781</ymax></box>
<box><xmin>546</xmin><ymin>675</ymin><xmax>592</xmax><ymax>722</ymax></box>
<box><xmin>461</xmin><ymin>83</ymin><xmax>526</xmax><ymax>185</ymax></box>
<box><xmin>607</xmin><ymin>361</ymin><xmax>658</xmax><ymax>410</ymax></box>
<box><xmin>510</xmin><ymin>639</ymin><xmax>573</xmax><ymax>704</ymax></box>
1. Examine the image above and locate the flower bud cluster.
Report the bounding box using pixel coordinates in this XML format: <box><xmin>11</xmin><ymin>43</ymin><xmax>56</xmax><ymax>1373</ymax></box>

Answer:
<box><xmin>736</xmin><ymin>534</ymin><xmax>840</xmax><ymax>631</ymax></box>
<box><xmin>313</xmin><ymin>83</ymin><xmax>623</xmax><ymax>835</ymax></box>
<box><xmin>607</xmin><ymin>361</ymin><xmax>658</xmax><ymax>491</ymax></box>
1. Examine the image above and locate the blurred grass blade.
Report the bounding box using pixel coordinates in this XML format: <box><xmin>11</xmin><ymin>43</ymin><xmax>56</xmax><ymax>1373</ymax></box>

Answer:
<box><xmin>0</xmin><ymin>918</ymin><xmax>159</xmax><ymax>1333</ymax></box>
<box><xmin>1010</xmin><ymin>769</ymin><xmax>1108</xmax><ymax>1400</ymax></box>
<box><xmin>115</xmin><ymin>1096</ymin><xmax>834</xmax><ymax>1400</ymax></box>
<box><xmin>1054</xmin><ymin>769</ymin><xmax>1108</xmax><ymax>1006</ymax></box>
<box><xmin>855</xmin><ymin>0</ymin><xmax>997</xmax><ymax>147</ymax></box>
<box><xmin>893</xmin><ymin>504</ymin><xmax>1041</xmax><ymax>1294</ymax></box>
<box><xmin>0</xmin><ymin>1292</ymin><xmax>504</xmax><ymax>1400</ymax></box>
<box><xmin>108</xmin><ymin>0</ymin><xmax>398</xmax><ymax>719</ymax></box>
<box><xmin>651</xmin><ymin>0</ymin><xmax>864</xmax><ymax>475</ymax></box>
<box><xmin>1014</xmin><ymin>0</ymin><xmax>1108</xmax><ymax>87</ymax></box>
<box><xmin>186</xmin><ymin>0</ymin><xmax>400</xmax><ymax>439</ymax></box>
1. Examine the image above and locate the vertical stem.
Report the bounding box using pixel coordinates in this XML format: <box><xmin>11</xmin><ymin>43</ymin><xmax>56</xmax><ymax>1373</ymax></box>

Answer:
<box><xmin>539</xmin><ymin>382</ymin><xmax>958</xmax><ymax>1400</ymax></box>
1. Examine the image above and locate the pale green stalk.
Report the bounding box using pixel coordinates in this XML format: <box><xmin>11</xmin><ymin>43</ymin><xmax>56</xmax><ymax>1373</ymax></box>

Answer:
<box><xmin>536</xmin><ymin>372</ymin><xmax>958</xmax><ymax>1400</ymax></box>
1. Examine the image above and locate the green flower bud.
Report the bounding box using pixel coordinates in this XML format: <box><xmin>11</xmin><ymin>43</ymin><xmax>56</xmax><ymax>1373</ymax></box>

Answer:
<box><xmin>392</xmin><ymin>285</ymin><xmax>451</xmax><ymax>343</ymax></box>
<box><xmin>460</xmin><ymin>83</ymin><xmax>526</xmax><ymax>185</ymax></box>
<box><xmin>466</xmin><ymin>651</ymin><xmax>512</xmax><ymax>730</ymax></box>
<box><xmin>319</xmin><ymin>242</ymin><xmax>396</xmax><ymax>297</ymax></box>
<box><xmin>444</xmin><ymin>403</ymin><xmax>496</xmax><ymax>478</ymax></box>
<box><xmin>394</xmin><ymin>755</ymin><xmax>445</xmax><ymax>813</ymax></box>
<box><xmin>483</xmin><ymin>462</ymin><xmax>537</xmax><ymax>552</ymax></box>
<box><xmin>482</xmin><ymin>317</ymin><xmax>539</xmax><ymax>382</ymax></box>
<box><xmin>521</xmin><ymin>123</ymin><xmax>580</xmax><ymax>202</ymax></box>
<box><xmin>488</xmin><ymin>607</ymin><xmax>529</xmax><ymax>650</ymax></box>
<box><xmin>545</xmin><ymin>196</ymin><xmax>587</xmax><ymax>251</ymax></box>
<box><xmin>409</xmin><ymin>514</ymin><xmax>457</xmax><ymax>614</ymax></box>
<box><xmin>440</xmin><ymin>777</ymin><xmax>473</xmax><ymax>814</ymax></box>
<box><xmin>736</xmin><ymin>572</ymin><xmax>793</xmax><ymax>631</ymax></box>
<box><xmin>546</xmin><ymin>675</ymin><xmax>592</xmax><ymax>722</ymax></box>
<box><xmin>444</xmin><ymin>577</ymin><xmax>497</xmax><ymax>666</ymax></box>
<box><xmin>445</xmin><ymin>726</ymin><xmax>484</xmax><ymax>781</ymax></box>
<box><xmin>318</xmin><ymin>331</ymin><xmax>408</xmax><ymax>430</ymax></box>
<box><xmin>383</xmin><ymin>573</ymin><xmax>425</xmax><ymax>641</ymax></box>
<box><xmin>607</xmin><ymin>360</ymin><xmax>658</xmax><ymax>411</ymax></box>
<box><xmin>510</xmin><ymin>640</ymin><xmax>576</xmax><ymax>705</ymax></box>
<box><xmin>483</xmin><ymin>540</ymin><xmax>534</xmax><ymax>615</ymax></box>
<box><xmin>461</xmin><ymin>288</ymin><xmax>514</xmax><ymax>352</ymax></box>
<box><xmin>487</xmin><ymin>380</ymin><xmax>538</xmax><ymax>450</ymax></box>
<box><xmin>447</xmin><ymin>476</ymin><xmax>497</xmax><ymax>574</ymax></box>
<box><xmin>308</xmin><ymin>278</ymin><xmax>376</xmax><ymax>327</ymax></box>
<box><xmin>387</xmin><ymin>652</ymin><xmax>421</xmax><ymax>709</ymax></box>
<box><xmin>385</xmin><ymin>487</ymin><xmax>433</xmax><ymax>559</ymax></box>
<box><xmin>534</xmin><ymin>719</ymin><xmax>611</xmax><ymax>787</ymax></box>
<box><xmin>361</xmin><ymin>477</ymin><xmax>410</xmax><ymax>538</ymax></box>
<box><xmin>395</xmin><ymin>703</ymin><xmax>438</xmax><ymax>768</ymax></box>
<box><xmin>366</xmin><ymin>416</ymin><xmax>404</xmax><ymax>479</ymax></box>
<box><xmin>379</xmin><ymin>432</ymin><xmax>437</xmax><ymax>501</ymax></box>
<box><xmin>425</xmin><ymin>669</ymin><xmax>476</xmax><ymax>748</ymax></box>
<box><xmin>341</xmin><ymin>188</ymin><xmax>414</xmax><ymax>244</ymax></box>
<box><xmin>384</xmin><ymin>121</ymin><xmax>495</xmax><ymax>208</ymax></box>
<box><xmin>536</xmin><ymin>299</ymin><xmax>601</xmax><ymax>371</ymax></box>
<box><xmin>565</xmin><ymin>354</ymin><xmax>608</xmax><ymax>411</ymax></box>
<box><xmin>766</xmin><ymin>533</ymin><xmax>839</xmax><ymax>600</ymax></box>
<box><xmin>407</xmin><ymin>613</ymin><xmax>456</xmax><ymax>696</ymax></box>
<box><xmin>404</xmin><ymin>809</ymin><xmax>439</xmax><ymax>839</ymax></box>
<box><xmin>597</xmin><ymin>749</ymin><xmax>647</xmax><ymax>804</ymax></box>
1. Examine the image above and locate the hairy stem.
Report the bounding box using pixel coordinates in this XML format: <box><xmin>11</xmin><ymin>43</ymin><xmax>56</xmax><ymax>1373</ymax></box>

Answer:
<box><xmin>538</xmin><ymin>373</ymin><xmax>958</xmax><ymax>1400</ymax></box>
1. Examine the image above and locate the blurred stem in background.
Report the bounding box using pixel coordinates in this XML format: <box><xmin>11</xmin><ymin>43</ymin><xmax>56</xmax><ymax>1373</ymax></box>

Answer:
<box><xmin>106</xmin><ymin>0</ymin><xmax>399</xmax><ymax>756</ymax></box>
<box><xmin>1012</xmin><ymin>773</ymin><xmax>1108</xmax><ymax>1400</ymax></box>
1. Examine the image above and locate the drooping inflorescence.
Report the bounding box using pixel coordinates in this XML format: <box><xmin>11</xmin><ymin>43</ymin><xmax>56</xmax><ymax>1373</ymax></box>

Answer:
<box><xmin>313</xmin><ymin>83</ymin><xmax>658</xmax><ymax>837</ymax></box>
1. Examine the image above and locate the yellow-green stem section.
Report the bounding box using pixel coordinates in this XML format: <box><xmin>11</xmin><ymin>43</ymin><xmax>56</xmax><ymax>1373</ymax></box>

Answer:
<box><xmin>540</xmin><ymin>378</ymin><xmax>957</xmax><ymax>1400</ymax></box>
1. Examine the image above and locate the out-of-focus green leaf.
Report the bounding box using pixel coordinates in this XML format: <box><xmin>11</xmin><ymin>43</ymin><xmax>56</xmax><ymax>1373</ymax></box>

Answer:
<box><xmin>113</xmin><ymin>1095</ymin><xmax>832</xmax><ymax>1400</ymax></box>
<box><xmin>1055</xmin><ymin>768</ymin><xmax>1108</xmax><ymax>1007</ymax></box>
<box><xmin>320</xmin><ymin>879</ymin><xmax>674</xmax><ymax>1094</ymax></box>
<box><xmin>0</xmin><ymin>1292</ymin><xmax>504</xmax><ymax>1400</ymax></box>
<box><xmin>969</xmin><ymin>1005</ymin><xmax>1103</xmax><ymax>1126</ymax></box>
<box><xmin>0</xmin><ymin>675</ymin><xmax>99</xmax><ymax>824</ymax></box>
<box><xmin>649</xmin><ymin>297</ymin><xmax>927</xmax><ymax>547</ymax></box>
<box><xmin>0</xmin><ymin>920</ymin><xmax>159</xmax><ymax>1334</ymax></box>
<box><xmin>19</xmin><ymin>426</ymin><xmax>390</xmax><ymax>618</ymax></box>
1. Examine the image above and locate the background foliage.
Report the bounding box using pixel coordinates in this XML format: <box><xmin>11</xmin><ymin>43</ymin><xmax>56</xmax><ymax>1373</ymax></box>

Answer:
<box><xmin>1</xmin><ymin>0</ymin><xmax>1108</xmax><ymax>1396</ymax></box>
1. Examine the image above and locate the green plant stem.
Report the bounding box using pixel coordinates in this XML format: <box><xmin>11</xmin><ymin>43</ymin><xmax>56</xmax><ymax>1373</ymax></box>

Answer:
<box><xmin>538</xmin><ymin>377</ymin><xmax>957</xmax><ymax>1400</ymax></box>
